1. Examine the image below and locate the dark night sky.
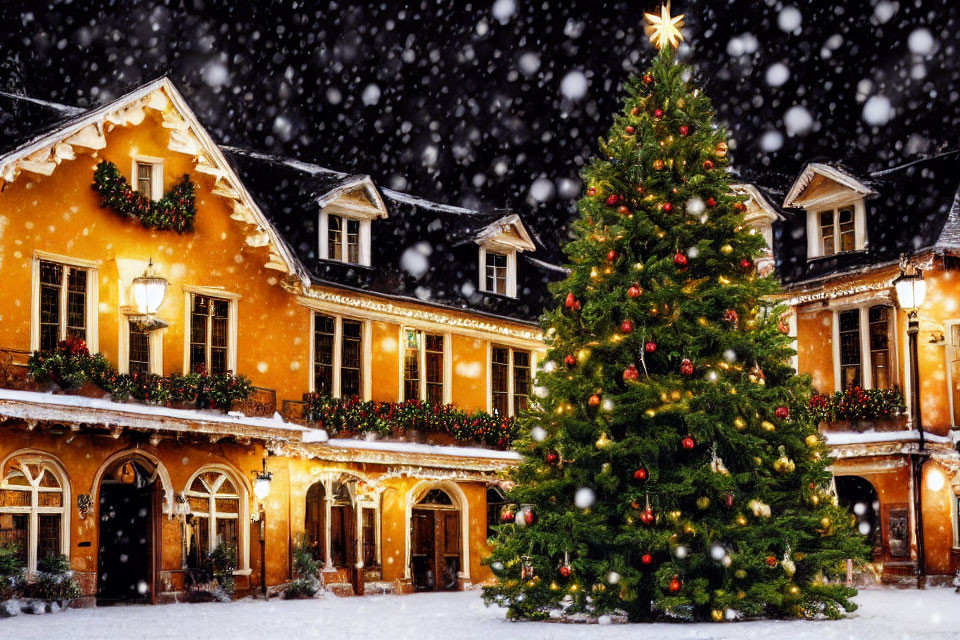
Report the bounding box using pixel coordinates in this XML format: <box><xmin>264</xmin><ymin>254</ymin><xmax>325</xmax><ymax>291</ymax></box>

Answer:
<box><xmin>1</xmin><ymin>0</ymin><xmax>958</xmax><ymax>237</ymax></box>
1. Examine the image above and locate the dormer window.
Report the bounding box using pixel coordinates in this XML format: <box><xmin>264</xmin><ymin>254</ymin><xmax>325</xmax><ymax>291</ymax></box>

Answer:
<box><xmin>475</xmin><ymin>213</ymin><xmax>536</xmax><ymax>299</ymax></box>
<box><xmin>819</xmin><ymin>206</ymin><xmax>856</xmax><ymax>256</ymax></box>
<box><xmin>327</xmin><ymin>215</ymin><xmax>361</xmax><ymax>263</ymax></box>
<box><xmin>485</xmin><ymin>251</ymin><xmax>508</xmax><ymax>295</ymax></box>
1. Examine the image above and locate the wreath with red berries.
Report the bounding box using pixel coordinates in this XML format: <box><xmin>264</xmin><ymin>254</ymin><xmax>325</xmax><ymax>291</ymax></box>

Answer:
<box><xmin>92</xmin><ymin>160</ymin><xmax>197</xmax><ymax>233</ymax></box>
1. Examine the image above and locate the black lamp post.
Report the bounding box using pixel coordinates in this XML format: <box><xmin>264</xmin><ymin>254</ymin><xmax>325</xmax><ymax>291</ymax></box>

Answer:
<box><xmin>252</xmin><ymin>458</ymin><xmax>273</xmax><ymax>597</ymax></box>
<box><xmin>893</xmin><ymin>262</ymin><xmax>927</xmax><ymax>588</ymax></box>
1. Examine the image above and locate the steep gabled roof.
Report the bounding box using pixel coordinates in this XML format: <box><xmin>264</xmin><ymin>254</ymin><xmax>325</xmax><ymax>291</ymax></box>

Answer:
<box><xmin>782</xmin><ymin>162</ymin><xmax>877</xmax><ymax>208</ymax></box>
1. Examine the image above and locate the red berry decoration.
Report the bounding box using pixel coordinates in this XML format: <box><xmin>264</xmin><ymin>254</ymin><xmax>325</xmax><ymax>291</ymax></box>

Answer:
<box><xmin>766</xmin><ymin>556</ymin><xmax>778</xmax><ymax>567</ymax></box>
<box><xmin>625</xmin><ymin>125</ymin><xmax>635</xmax><ymax>134</ymax></box>
<box><xmin>620</xmin><ymin>319</ymin><xmax>634</xmax><ymax>334</ymax></box>
<box><xmin>606</xmin><ymin>194</ymin><xmax>619</xmax><ymax>206</ymax></box>
<box><xmin>703</xmin><ymin>160</ymin><xmax>715</xmax><ymax>170</ymax></box>
<box><xmin>706</xmin><ymin>197</ymin><xmax>716</xmax><ymax>207</ymax></box>
<box><xmin>640</xmin><ymin>507</ymin><xmax>655</xmax><ymax>525</ymax></box>
<box><xmin>740</xmin><ymin>258</ymin><xmax>753</xmax><ymax>270</ymax></box>
<box><xmin>644</xmin><ymin>341</ymin><xmax>657</xmax><ymax>353</ymax></box>
<box><xmin>633</xmin><ymin>467</ymin><xmax>648</xmax><ymax>481</ymax></box>
<box><xmin>565</xmin><ymin>292</ymin><xmax>576</xmax><ymax>308</ymax></box>
<box><xmin>663</xmin><ymin>202</ymin><xmax>673</xmax><ymax>212</ymax></box>
<box><xmin>668</xmin><ymin>576</ymin><xmax>682</xmax><ymax>592</ymax></box>
<box><xmin>501</xmin><ymin>510</ymin><xmax>515</xmax><ymax>523</ymax></box>
<box><xmin>775</xmin><ymin>406</ymin><xmax>790</xmax><ymax>420</ymax></box>
<box><xmin>679</xmin><ymin>125</ymin><xmax>689</xmax><ymax>136</ymax></box>
<box><xmin>623</xmin><ymin>364</ymin><xmax>640</xmax><ymax>381</ymax></box>
<box><xmin>565</xmin><ymin>354</ymin><xmax>577</xmax><ymax>367</ymax></box>
<box><xmin>680</xmin><ymin>358</ymin><xmax>694</xmax><ymax>376</ymax></box>
<box><xmin>546</xmin><ymin>452</ymin><xmax>558</xmax><ymax>465</ymax></box>
<box><xmin>587</xmin><ymin>187</ymin><xmax>597</xmax><ymax>196</ymax></box>
<box><xmin>627</xmin><ymin>284</ymin><xmax>642</xmax><ymax>299</ymax></box>
<box><xmin>608</xmin><ymin>250</ymin><xmax>619</xmax><ymax>262</ymax></box>
<box><xmin>674</xmin><ymin>252</ymin><xmax>688</xmax><ymax>267</ymax></box>
<box><xmin>653</xmin><ymin>109</ymin><xmax>664</xmax><ymax>118</ymax></box>
<box><xmin>681</xmin><ymin>436</ymin><xmax>695</xmax><ymax>450</ymax></box>
<box><xmin>641</xmin><ymin>553</ymin><xmax>653</xmax><ymax>565</ymax></box>
<box><xmin>524</xmin><ymin>510</ymin><xmax>535</xmax><ymax>525</ymax></box>
<box><xmin>643</xmin><ymin>74</ymin><xmax>653</xmax><ymax>84</ymax></box>
<box><xmin>560</xmin><ymin>565</ymin><xmax>572</xmax><ymax>578</ymax></box>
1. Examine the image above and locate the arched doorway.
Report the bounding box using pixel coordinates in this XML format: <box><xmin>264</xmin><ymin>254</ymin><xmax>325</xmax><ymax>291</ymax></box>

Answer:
<box><xmin>410</xmin><ymin>487</ymin><xmax>461</xmax><ymax>592</ymax></box>
<box><xmin>96</xmin><ymin>455</ymin><xmax>162</xmax><ymax>604</ymax></box>
<box><xmin>304</xmin><ymin>477</ymin><xmax>357</xmax><ymax>580</ymax></box>
<box><xmin>835</xmin><ymin>475</ymin><xmax>881</xmax><ymax>560</ymax></box>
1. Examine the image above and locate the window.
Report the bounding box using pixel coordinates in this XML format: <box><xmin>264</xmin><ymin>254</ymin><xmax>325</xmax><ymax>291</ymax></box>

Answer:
<box><xmin>485</xmin><ymin>252</ymin><xmax>508</xmax><ymax>295</ymax></box>
<box><xmin>403</xmin><ymin>330</ymin><xmax>446</xmax><ymax>404</ymax></box>
<box><xmin>486</xmin><ymin>486</ymin><xmax>507</xmax><ymax>538</ymax></box>
<box><xmin>131</xmin><ymin>158</ymin><xmax>163</xmax><ymax>201</ymax></box>
<box><xmin>955</xmin><ymin>493</ymin><xmax>960</xmax><ymax>549</ymax></box>
<box><xmin>37</xmin><ymin>260</ymin><xmax>88</xmax><ymax>351</ymax></box>
<box><xmin>491</xmin><ymin>345</ymin><xmax>532</xmax><ymax>416</ymax></box>
<box><xmin>810</xmin><ymin>203</ymin><xmax>864</xmax><ymax>259</ymax></box>
<box><xmin>0</xmin><ymin>456</ymin><xmax>67</xmax><ymax>572</ymax></box>
<box><xmin>185</xmin><ymin>470</ymin><xmax>241</xmax><ymax>566</ymax></box>
<box><xmin>128</xmin><ymin>322</ymin><xmax>150</xmax><ymax>377</ymax></box>
<box><xmin>325</xmin><ymin>214</ymin><xmax>362</xmax><ymax>265</ymax></box>
<box><xmin>190</xmin><ymin>295</ymin><xmax>230</xmax><ymax>374</ymax></box>
<box><xmin>834</xmin><ymin>305</ymin><xmax>894</xmax><ymax>391</ymax></box>
<box><xmin>311</xmin><ymin>313</ymin><xmax>367</xmax><ymax>399</ymax></box>
<box><xmin>137</xmin><ymin>163</ymin><xmax>153</xmax><ymax>197</ymax></box>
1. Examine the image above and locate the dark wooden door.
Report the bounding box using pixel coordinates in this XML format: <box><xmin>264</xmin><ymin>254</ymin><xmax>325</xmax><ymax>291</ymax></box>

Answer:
<box><xmin>411</xmin><ymin>509</ymin><xmax>435</xmax><ymax>591</ymax></box>
<box><xmin>97</xmin><ymin>482</ymin><xmax>154</xmax><ymax>603</ymax></box>
<box><xmin>437</xmin><ymin>511</ymin><xmax>460</xmax><ymax>591</ymax></box>
<box><xmin>411</xmin><ymin>509</ymin><xmax>461</xmax><ymax>591</ymax></box>
<box><xmin>305</xmin><ymin>484</ymin><xmax>325</xmax><ymax>561</ymax></box>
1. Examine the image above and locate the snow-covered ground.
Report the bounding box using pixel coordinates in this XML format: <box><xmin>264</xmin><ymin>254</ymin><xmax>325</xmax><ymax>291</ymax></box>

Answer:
<box><xmin>3</xmin><ymin>588</ymin><xmax>959</xmax><ymax>640</ymax></box>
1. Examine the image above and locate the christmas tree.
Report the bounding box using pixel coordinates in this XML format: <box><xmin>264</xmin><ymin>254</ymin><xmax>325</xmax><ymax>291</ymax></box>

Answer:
<box><xmin>483</xmin><ymin>6</ymin><xmax>866</xmax><ymax>623</ymax></box>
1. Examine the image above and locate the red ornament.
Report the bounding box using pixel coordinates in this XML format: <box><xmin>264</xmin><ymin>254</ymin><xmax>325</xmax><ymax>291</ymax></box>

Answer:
<box><xmin>630</xmin><ymin>106</ymin><xmax>640</xmax><ymax>116</ymax></box>
<box><xmin>775</xmin><ymin>406</ymin><xmax>790</xmax><ymax>420</ymax></box>
<box><xmin>703</xmin><ymin>160</ymin><xmax>715</xmax><ymax>170</ymax></box>
<box><xmin>546</xmin><ymin>452</ymin><xmax>558</xmax><ymax>465</ymax></box>
<box><xmin>560</xmin><ymin>565</ymin><xmax>572</xmax><ymax>578</ymax></box>
<box><xmin>618</xmin><ymin>205</ymin><xmax>631</xmax><ymax>215</ymax></box>
<box><xmin>625</xmin><ymin>125</ymin><xmax>635</xmax><ymax>134</ymax></box>
<box><xmin>668</xmin><ymin>576</ymin><xmax>682</xmax><ymax>592</ymax></box>
<box><xmin>524</xmin><ymin>510</ymin><xmax>535</xmax><ymax>525</ymax></box>
<box><xmin>723</xmin><ymin>493</ymin><xmax>735</xmax><ymax>508</ymax></box>
<box><xmin>565</xmin><ymin>354</ymin><xmax>577</xmax><ymax>367</ymax></box>
<box><xmin>706</xmin><ymin>197</ymin><xmax>716</xmax><ymax>207</ymax></box>
<box><xmin>620</xmin><ymin>319</ymin><xmax>634</xmax><ymax>334</ymax></box>
<box><xmin>740</xmin><ymin>258</ymin><xmax>753</xmax><ymax>270</ymax></box>
<box><xmin>679</xmin><ymin>125</ymin><xmax>689</xmax><ymax>136</ymax></box>
<box><xmin>681</xmin><ymin>436</ymin><xmax>695</xmax><ymax>450</ymax></box>
<box><xmin>623</xmin><ymin>364</ymin><xmax>640</xmax><ymax>381</ymax></box>
<box><xmin>674</xmin><ymin>252</ymin><xmax>687</xmax><ymax>267</ymax></box>
<box><xmin>635</xmin><ymin>185</ymin><xmax>645</xmax><ymax>194</ymax></box>
<box><xmin>643</xmin><ymin>74</ymin><xmax>653</xmax><ymax>84</ymax></box>
<box><xmin>606</xmin><ymin>194</ymin><xmax>619</xmax><ymax>206</ymax></box>
<box><xmin>627</xmin><ymin>284</ymin><xmax>642</xmax><ymax>299</ymax></box>
<box><xmin>607</xmin><ymin>250</ymin><xmax>619</xmax><ymax>262</ymax></box>
<box><xmin>565</xmin><ymin>292</ymin><xmax>576</xmax><ymax>308</ymax></box>
<box><xmin>588</xmin><ymin>394</ymin><xmax>601</xmax><ymax>407</ymax></box>
<box><xmin>680</xmin><ymin>358</ymin><xmax>694</xmax><ymax>376</ymax></box>
<box><xmin>640</xmin><ymin>508</ymin><xmax>655</xmax><ymax>525</ymax></box>
<box><xmin>723</xmin><ymin>309</ymin><xmax>739</xmax><ymax>325</ymax></box>
<box><xmin>644</xmin><ymin>341</ymin><xmax>657</xmax><ymax>353</ymax></box>
<box><xmin>587</xmin><ymin>187</ymin><xmax>597</xmax><ymax>196</ymax></box>
<box><xmin>633</xmin><ymin>467</ymin><xmax>648</xmax><ymax>481</ymax></box>
<box><xmin>653</xmin><ymin>109</ymin><xmax>664</xmax><ymax>118</ymax></box>
<box><xmin>501</xmin><ymin>510</ymin><xmax>515</xmax><ymax>523</ymax></box>
<box><xmin>663</xmin><ymin>202</ymin><xmax>673</xmax><ymax>212</ymax></box>
<box><xmin>766</xmin><ymin>556</ymin><xmax>778</xmax><ymax>567</ymax></box>
<box><xmin>641</xmin><ymin>553</ymin><xmax>653</xmax><ymax>565</ymax></box>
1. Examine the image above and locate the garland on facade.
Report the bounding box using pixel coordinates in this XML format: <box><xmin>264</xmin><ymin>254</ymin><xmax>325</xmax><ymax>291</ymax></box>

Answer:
<box><xmin>92</xmin><ymin>160</ymin><xmax>197</xmax><ymax>233</ymax></box>
<box><xmin>807</xmin><ymin>386</ymin><xmax>906</xmax><ymax>423</ymax></box>
<box><xmin>28</xmin><ymin>336</ymin><xmax>252</xmax><ymax>411</ymax></box>
<box><xmin>303</xmin><ymin>394</ymin><xmax>518</xmax><ymax>448</ymax></box>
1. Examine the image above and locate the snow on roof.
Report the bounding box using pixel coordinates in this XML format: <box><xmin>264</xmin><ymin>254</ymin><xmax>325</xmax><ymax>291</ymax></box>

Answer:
<box><xmin>0</xmin><ymin>90</ymin><xmax>84</xmax><ymax>116</ymax></box>
<box><xmin>782</xmin><ymin>162</ymin><xmax>877</xmax><ymax>208</ymax></box>
<box><xmin>825</xmin><ymin>429</ymin><xmax>954</xmax><ymax>447</ymax></box>
<box><xmin>322</xmin><ymin>436</ymin><xmax>522</xmax><ymax>461</ymax></box>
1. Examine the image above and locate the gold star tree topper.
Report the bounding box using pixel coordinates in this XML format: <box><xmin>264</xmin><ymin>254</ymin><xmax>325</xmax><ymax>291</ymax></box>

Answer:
<box><xmin>644</xmin><ymin>2</ymin><xmax>685</xmax><ymax>51</ymax></box>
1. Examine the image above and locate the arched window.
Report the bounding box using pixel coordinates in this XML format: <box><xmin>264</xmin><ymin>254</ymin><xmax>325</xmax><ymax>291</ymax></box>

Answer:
<box><xmin>0</xmin><ymin>455</ymin><xmax>68</xmax><ymax>572</ymax></box>
<box><xmin>184</xmin><ymin>469</ymin><xmax>244</xmax><ymax>569</ymax></box>
<box><xmin>486</xmin><ymin>486</ymin><xmax>507</xmax><ymax>538</ymax></box>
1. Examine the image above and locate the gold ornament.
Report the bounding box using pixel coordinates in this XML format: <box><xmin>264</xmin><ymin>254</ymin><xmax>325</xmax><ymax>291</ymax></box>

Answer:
<box><xmin>734</xmin><ymin>417</ymin><xmax>747</xmax><ymax>431</ymax></box>
<box><xmin>715</xmin><ymin>141</ymin><xmax>728</xmax><ymax>157</ymax></box>
<box><xmin>643</xmin><ymin>2</ymin><xmax>685</xmax><ymax>51</ymax></box>
<box><xmin>782</xmin><ymin>559</ymin><xmax>797</xmax><ymax>577</ymax></box>
<box><xmin>761</xmin><ymin>420</ymin><xmax>776</xmax><ymax>431</ymax></box>
<box><xmin>735</xmin><ymin>569</ymin><xmax>747</xmax><ymax>579</ymax></box>
<box><xmin>577</xmin><ymin>348</ymin><xmax>591</xmax><ymax>363</ymax></box>
<box><xmin>711</xmin><ymin>609</ymin><xmax>724</xmax><ymax>622</ymax></box>
<box><xmin>596</xmin><ymin>433</ymin><xmax>612</xmax><ymax>448</ymax></box>
<box><xmin>805</xmin><ymin>434</ymin><xmax>819</xmax><ymax>447</ymax></box>
<box><xmin>720</xmin><ymin>244</ymin><xmax>734</xmax><ymax>255</ymax></box>
<box><xmin>653</xmin><ymin>159</ymin><xmax>665</xmax><ymax>170</ymax></box>
<box><xmin>697</xmin><ymin>496</ymin><xmax>711</xmax><ymax>510</ymax></box>
<box><xmin>736</xmin><ymin>515</ymin><xmax>748</xmax><ymax>526</ymax></box>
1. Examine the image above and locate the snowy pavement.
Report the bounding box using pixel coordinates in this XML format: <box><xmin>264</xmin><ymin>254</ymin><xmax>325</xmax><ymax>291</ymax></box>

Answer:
<box><xmin>3</xmin><ymin>588</ymin><xmax>959</xmax><ymax>640</ymax></box>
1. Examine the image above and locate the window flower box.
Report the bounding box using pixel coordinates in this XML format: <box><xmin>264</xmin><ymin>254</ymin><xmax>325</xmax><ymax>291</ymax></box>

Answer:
<box><xmin>808</xmin><ymin>387</ymin><xmax>907</xmax><ymax>431</ymax></box>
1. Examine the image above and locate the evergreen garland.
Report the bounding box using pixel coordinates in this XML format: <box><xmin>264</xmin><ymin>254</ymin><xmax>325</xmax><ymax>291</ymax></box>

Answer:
<box><xmin>92</xmin><ymin>160</ymin><xmax>197</xmax><ymax>233</ymax></box>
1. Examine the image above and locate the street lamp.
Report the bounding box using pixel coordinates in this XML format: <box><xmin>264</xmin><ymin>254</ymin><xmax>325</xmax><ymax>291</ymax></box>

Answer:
<box><xmin>893</xmin><ymin>260</ymin><xmax>927</xmax><ymax>588</ymax></box>
<box><xmin>132</xmin><ymin>258</ymin><xmax>168</xmax><ymax>315</ymax></box>
<box><xmin>252</xmin><ymin>457</ymin><xmax>272</xmax><ymax>597</ymax></box>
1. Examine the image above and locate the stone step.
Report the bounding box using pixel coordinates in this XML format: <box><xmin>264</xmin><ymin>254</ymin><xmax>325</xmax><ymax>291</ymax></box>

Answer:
<box><xmin>325</xmin><ymin>582</ymin><xmax>355</xmax><ymax>597</ymax></box>
<box><xmin>363</xmin><ymin>581</ymin><xmax>396</xmax><ymax>595</ymax></box>
<box><xmin>364</xmin><ymin>568</ymin><xmax>383</xmax><ymax>582</ymax></box>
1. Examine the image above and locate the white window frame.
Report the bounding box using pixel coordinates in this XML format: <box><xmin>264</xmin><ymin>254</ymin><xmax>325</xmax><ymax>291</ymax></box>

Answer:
<box><xmin>953</xmin><ymin>491</ymin><xmax>960</xmax><ymax>550</ymax></box>
<box><xmin>30</xmin><ymin>251</ymin><xmax>100</xmax><ymax>353</ymax></box>
<box><xmin>308</xmin><ymin>311</ymin><xmax>372</xmax><ymax>400</ymax></box>
<box><xmin>318</xmin><ymin>210</ymin><xmax>372</xmax><ymax>267</ymax></box>
<box><xmin>806</xmin><ymin>199</ymin><xmax>867</xmax><ymax>260</ymax></box>
<box><xmin>478</xmin><ymin>245</ymin><xmax>517</xmax><ymax>298</ymax></box>
<box><xmin>943</xmin><ymin>319</ymin><xmax>960</xmax><ymax>428</ymax></box>
<box><xmin>130</xmin><ymin>155</ymin><xmax>164</xmax><ymax>201</ymax></box>
<box><xmin>487</xmin><ymin>343</ymin><xmax>535</xmax><ymax>416</ymax></box>
<box><xmin>181</xmin><ymin>286</ymin><xmax>240</xmax><ymax>375</ymax></box>
<box><xmin>183</xmin><ymin>466</ymin><xmax>250</xmax><ymax>574</ymax></box>
<box><xmin>399</xmin><ymin>328</ymin><xmax>452</xmax><ymax>404</ymax></box>
<box><xmin>0</xmin><ymin>452</ymin><xmax>71</xmax><ymax>573</ymax></box>
<box><xmin>118</xmin><ymin>321</ymin><xmax>164</xmax><ymax>375</ymax></box>
<box><xmin>830</xmin><ymin>302</ymin><xmax>899</xmax><ymax>393</ymax></box>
